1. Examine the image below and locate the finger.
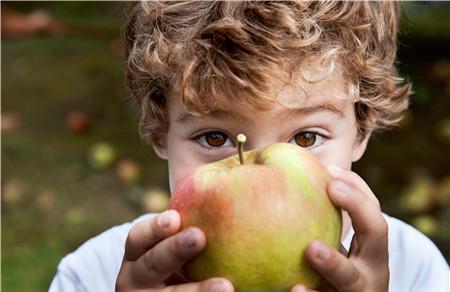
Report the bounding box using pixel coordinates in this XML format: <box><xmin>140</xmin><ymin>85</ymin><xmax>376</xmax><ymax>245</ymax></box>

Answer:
<box><xmin>124</xmin><ymin>210</ymin><xmax>181</xmax><ymax>261</ymax></box>
<box><xmin>157</xmin><ymin>277</ymin><xmax>234</xmax><ymax>292</ymax></box>
<box><xmin>290</xmin><ymin>284</ymin><xmax>318</xmax><ymax>292</ymax></box>
<box><xmin>326</xmin><ymin>165</ymin><xmax>377</xmax><ymax>203</ymax></box>
<box><xmin>327</xmin><ymin>179</ymin><xmax>387</xmax><ymax>243</ymax></box>
<box><xmin>164</xmin><ymin>269</ymin><xmax>191</xmax><ymax>286</ymax></box>
<box><xmin>306</xmin><ymin>240</ymin><xmax>364</xmax><ymax>292</ymax></box>
<box><xmin>132</xmin><ymin>227</ymin><xmax>206</xmax><ymax>286</ymax></box>
<box><xmin>291</xmin><ymin>281</ymin><xmax>337</xmax><ymax>292</ymax></box>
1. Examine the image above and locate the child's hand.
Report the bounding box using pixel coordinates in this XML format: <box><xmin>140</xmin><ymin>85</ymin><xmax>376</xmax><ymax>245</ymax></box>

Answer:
<box><xmin>292</xmin><ymin>165</ymin><xmax>389</xmax><ymax>292</ymax></box>
<box><xmin>115</xmin><ymin>210</ymin><xmax>234</xmax><ymax>292</ymax></box>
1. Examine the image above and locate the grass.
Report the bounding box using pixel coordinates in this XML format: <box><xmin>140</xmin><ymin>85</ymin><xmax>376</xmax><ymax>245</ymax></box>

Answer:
<box><xmin>2</xmin><ymin>35</ymin><xmax>168</xmax><ymax>291</ymax></box>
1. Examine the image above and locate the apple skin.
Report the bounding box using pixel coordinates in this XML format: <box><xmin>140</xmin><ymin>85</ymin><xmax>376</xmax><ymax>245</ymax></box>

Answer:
<box><xmin>169</xmin><ymin>143</ymin><xmax>342</xmax><ymax>291</ymax></box>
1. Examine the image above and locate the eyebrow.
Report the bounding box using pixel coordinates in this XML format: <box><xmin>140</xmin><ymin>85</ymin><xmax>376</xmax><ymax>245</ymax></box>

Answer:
<box><xmin>280</xmin><ymin>103</ymin><xmax>345</xmax><ymax>122</ymax></box>
<box><xmin>175</xmin><ymin>103</ymin><xmax>345</xmax><ymax>124</ymax></box>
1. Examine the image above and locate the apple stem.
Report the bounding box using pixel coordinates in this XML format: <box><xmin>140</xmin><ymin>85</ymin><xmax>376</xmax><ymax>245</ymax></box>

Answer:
<box><xmin>237</xmin><ymin>133</ymin><xmax>246</xmax><ymax>165</ymax></box>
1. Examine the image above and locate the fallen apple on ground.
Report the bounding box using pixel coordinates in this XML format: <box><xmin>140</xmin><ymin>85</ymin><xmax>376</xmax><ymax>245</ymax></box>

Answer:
<box><xmin>88</xmin><ymin>142</ymin><xmax>116</xmax><ymax>169</ymax></box>
<box><xmin>142</xmin><ymin>188</ymin><xmax>169</xmax><ymax>213</ymax></box>
<box><xmin>116</xmin><ymin>159</ymin><xmax>141</xmax><ymax>184</ymax></box>
<box><xmin>66</xmin><ymin>110</ymin><xmax>91</xmax><ymax>134</ymax></box>
<box><xmin>169</xmin><ymin>134</ymin><xmax>342</xmax><ymax>291</ymax></box>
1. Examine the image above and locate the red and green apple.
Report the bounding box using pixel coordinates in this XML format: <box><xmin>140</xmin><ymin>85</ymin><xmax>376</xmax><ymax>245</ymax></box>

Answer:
<box><xmin>169</xmin><ymin>134</ymin><xmax>342</xmax><ymax>291</ymax></box>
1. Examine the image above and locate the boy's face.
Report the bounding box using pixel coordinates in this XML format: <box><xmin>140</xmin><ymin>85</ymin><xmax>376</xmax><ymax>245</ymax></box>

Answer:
<box><xmin>154</xmin><ymin>70</ymin><xmax>370</xmax><ymax>193</ymax></box>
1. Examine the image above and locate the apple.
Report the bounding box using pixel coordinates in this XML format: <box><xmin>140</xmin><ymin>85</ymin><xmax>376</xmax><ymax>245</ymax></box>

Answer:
<box><xmin>116</xmin><ymin>159</ymin><xmax>141</xmax><ymax>184</ymax></box>
<box><xmin>1</xmin><ymin>112</ymin><xmax>21</xmax><ymax>133</ymax></box>
<box><xmin>88</xmin><ymin>142</ymin><xmax>116</xmax><ymax>169</ymax></box>
<box><xmin>141</xmin><ymin>188</ymin><xmax>170</xmax><ymax>213</ymax></box>
<box><xmin>169</xmin><ymin>134</ymin><xmax>342</xmax><ymax>291</ymax></box>
<box><xmin>66</xmin><ymin>110</ymin><xmax>91</xmax><ymax>134</ymax></box>
<box><xmin>36</xmin><ymin>190</ymin><xmax>55</xmax><ymax>210</ymax></box>
<box><xmin>2</xmin><ymin>180</ymin><xmax>24</xmax><ymax>207</ymax></box>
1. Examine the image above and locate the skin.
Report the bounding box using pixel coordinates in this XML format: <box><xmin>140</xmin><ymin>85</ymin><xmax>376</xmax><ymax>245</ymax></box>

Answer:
<box><xmin>115</xmin><ymin>71</ymin><xmax>389</xmax><ymax>292</ymax></box>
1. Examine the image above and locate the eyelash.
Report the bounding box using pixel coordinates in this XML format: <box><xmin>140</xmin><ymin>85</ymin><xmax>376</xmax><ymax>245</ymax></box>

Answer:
<box><xmin>192</xmin><ymin>130</ymin><xmax>328</xmax><ymax>150</ymax></box>
<box><xmin>193</xmin><ymin>131</ymin><xmax>235</xmax><ymax>151</ymax></box>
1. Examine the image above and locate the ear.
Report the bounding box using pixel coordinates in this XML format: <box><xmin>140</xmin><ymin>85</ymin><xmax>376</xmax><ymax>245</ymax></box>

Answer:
<box><xmin>152</xmin><ymin>143</ymin><xmax>168</xmax><ymax>160</ymax></box>
<box><xmin>351</xmin><ymin>131</ymin><xmax>372</xmax><ymax>162</ymax></box>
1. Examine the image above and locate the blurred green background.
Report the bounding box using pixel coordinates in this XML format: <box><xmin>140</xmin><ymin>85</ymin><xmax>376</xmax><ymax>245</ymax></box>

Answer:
<box><xmin>2</xmin><ymin>2</ymin><xmax>449</xmax><ymax>291</ymax></box>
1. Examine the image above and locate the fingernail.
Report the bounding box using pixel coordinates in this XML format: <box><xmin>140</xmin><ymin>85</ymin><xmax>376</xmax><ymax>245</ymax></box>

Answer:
<box><xmin>327</xmin><ymin>164</ymin><xmax>343</xmax><ymax>177</ymax></box>
<box><xmin>332</xmin><ymin>180</ymin><xmax>349</xmax><ymax>196</ymax></box>
<box><xmin>158</xmin><ymin>211</ymin><xmax>173</xmax><ymax>228</ymax></box>
<box><xmin>181</xmin><ymin>229</ymin><xmax>197</xmax><ymax>248</ymax></box>
<box><xmin>211</xmin><ymin>281</ymin><xmax>225</xmax><ymax>292</ymax></box>
<box><xmin>315</xmin><ymin>241</ymin><xmax>330</xmax><ymax>262</ymax></box>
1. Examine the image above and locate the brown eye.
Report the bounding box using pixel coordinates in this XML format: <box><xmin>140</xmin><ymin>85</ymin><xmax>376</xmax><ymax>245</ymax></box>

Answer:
<box><xmin>205</xmin><ymin>132</ymin><xmax>227</xmax><ymax>147</ymax></box>
<box><xmin>294</xmin><ymin>132</ymin><xmax>316</xmax><ymax>147</ymax></box>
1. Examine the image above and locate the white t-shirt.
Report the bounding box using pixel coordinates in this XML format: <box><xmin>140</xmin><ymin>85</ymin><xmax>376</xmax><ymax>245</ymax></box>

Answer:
<box><xmin>49</xmin><ymin>213</ymin><xmax>449</xmax><ymax>292</ymax></box>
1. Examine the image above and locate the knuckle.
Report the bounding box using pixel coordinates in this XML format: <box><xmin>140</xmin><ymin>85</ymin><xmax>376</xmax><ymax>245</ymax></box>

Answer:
<box><xmin>335</xmin><ymin>263</ymin><xmax>363</xmax><ymax>292</ymax></box>
<box><xmin>376</xmin><ymin>217</ymin><xmax>389</xmax><ymax>239</ymax></box>
<box><xmin>347</xmin><ymin>265</ymin><xmax>360</xmax><ymax>286</ymax></box>
<box><xmin>325</xmin><ymin>249</ymin><xmax>341</xmax><ymax>272</ymax></box>
<box><xmin>144</xmin><ymin>248</ymin><xmax>165</xmax><ymax>276</ymax></box>
<box><xmin>367</xmin><ymin>213</ymin><xmax>388</xmax><ymax>238</ymax></box>
<box><xmin>344</xmin><ymin>170</ymin><xmax>376</xmax><ymax>200</ymax></box>
<box><xmin>353</xmin><ymin>191</ymin><xmax>367</xmax><ymax>207</ymax></box>
<box><xmin>367</xmin><ymin>210</ymin><xmax>388</xmax><ymax>237</ymax></box>
<box><xmin>345</xmin><ymin>270</ymin><xmax>365</xmax><ymax>291</ymax></box>
<box><xmin>341</xmin><ymin>170</ymin><xmax>362</xmax><ymax>188</ymax></box>
<box><xmin>344</xmin><ymin>189</ymin><xmax>367</xmax><ymax>212</ymax></box>
<box><xmin>324</xmin><ymin>252</ymin><xmax>364</xmax><ymax>291</ymax></box>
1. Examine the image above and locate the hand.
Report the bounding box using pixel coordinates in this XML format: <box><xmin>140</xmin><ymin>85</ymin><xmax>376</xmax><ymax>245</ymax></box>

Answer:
<box><xmin>115</xmin><ymin>210</ymin><xmax>234</xmax><ymax>292</ymax></box>
<box><xmin>292</xmin><ymin>165</ymin><xmax>389</xmax><ymax>292</ymax></box>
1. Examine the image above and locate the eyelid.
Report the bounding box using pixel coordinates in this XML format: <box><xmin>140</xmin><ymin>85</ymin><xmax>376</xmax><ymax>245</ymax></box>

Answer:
<box><xmin>192</xmin><ymin>130</ymin><xmax>236</xmax><ymax>150</ymax></box>
<box><xmin>289</xmin><ymin>130</ymin><xmax>329</xmax><ymax>149</ymax></box>
<box><xmin>301</xmin><ymin>126</ymin><xmax>329</xmax><ymax>135</ymax></box>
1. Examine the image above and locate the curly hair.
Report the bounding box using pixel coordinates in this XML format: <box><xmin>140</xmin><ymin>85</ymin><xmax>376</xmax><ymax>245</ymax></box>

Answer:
<box><xmin>124</xmin><ymin>1</ymin><xmax>411</xmax><ymax>146</ymax></box>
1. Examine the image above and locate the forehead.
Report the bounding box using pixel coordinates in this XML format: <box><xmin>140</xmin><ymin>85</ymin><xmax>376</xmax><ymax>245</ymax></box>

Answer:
<box><xmin>169</xmin><ymin>63</ymin><xmax>351</xmax><ymax>122</ymax></box>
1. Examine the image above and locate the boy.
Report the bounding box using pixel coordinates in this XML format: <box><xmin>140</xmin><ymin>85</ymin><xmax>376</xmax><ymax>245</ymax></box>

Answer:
<box><xmin>50</xmin><ymin>1</ymin><xmax>449</xmax><ymax>291</ymax></box>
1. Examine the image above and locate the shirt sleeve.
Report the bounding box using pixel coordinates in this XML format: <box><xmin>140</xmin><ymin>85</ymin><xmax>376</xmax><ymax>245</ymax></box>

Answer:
<box><xmin>385</xmin><ymin>215</ymin><xmax>449</xmax><ymax>292</ymax></box>
<box><xmin>48</xmin><ymin>214</ymin><xmax>156</xmax><ymax>292</ymax></box>
<box><xmin>49</xmin><ymin>268</ymin><xmax>88</xmax><ymax>292</ymax></box>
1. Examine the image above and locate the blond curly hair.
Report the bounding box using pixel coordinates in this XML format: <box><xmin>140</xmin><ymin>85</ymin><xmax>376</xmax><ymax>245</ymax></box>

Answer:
<box><xmin>124</xmin><ymin>1</ymin><xmax>411</xmax><ymax>147</ymax></box>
